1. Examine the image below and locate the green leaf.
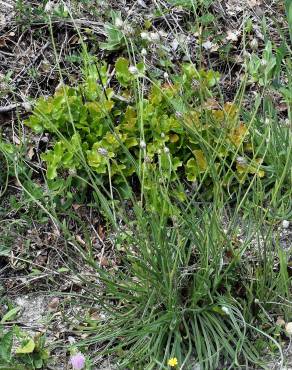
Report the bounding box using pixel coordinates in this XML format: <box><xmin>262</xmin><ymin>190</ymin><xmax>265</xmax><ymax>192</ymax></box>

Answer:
<box><xmin>46</xmin><ymin>165</ymin><xmax>58</xmax><ymax>180</ymax></box>
<box><xmin>185</xmin><ymin>158</ymin><xmax>198</xmax><ymax>182</ymax></box>
<box><xmin>115</xmin><ymin>58</ymin><xmax>132</xmax><ymax>87</ymax></box>
<box><xmin>1</xmin><ymin>307</ymin><xmax>21</xmax><ymax>324</ymax></box>
<box><xmin>0</xmin><ymin>330</ymin><xmax>13</xmax><ymax>362</ymax></box>
<box><xmin>0</xmin><ymin>143</ymin><xmax>15</xmax><ymax>155</ymax></box>
<box><xmin>15</xmin><ymin>338</ymin><xmax>35</xmax><ymax>354</ymax></box>
<box><xmin>285</xmin><ymin>0</ymin><xmax>292</xmax><ymax>43</ymax></box>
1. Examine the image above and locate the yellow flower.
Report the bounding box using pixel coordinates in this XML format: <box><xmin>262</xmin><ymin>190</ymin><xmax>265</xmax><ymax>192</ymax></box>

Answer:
<box><xmin>168</xmin><ymin>357</ymin><xmax>178</xmax><ymax>367</ymax></box>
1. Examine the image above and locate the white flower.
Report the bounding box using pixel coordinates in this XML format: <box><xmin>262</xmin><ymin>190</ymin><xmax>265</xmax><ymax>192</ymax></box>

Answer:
<box><xmin>149</xmin><ymin>32</ymin><xmax>160</xmax><ymax>42</ymax></box>
<box><xmin>98</xmin><ymin>148</ymin><xmax>108</xmax><ymax>157</ymax></box>
<box><xmin>115</xmin><ymin>17</ymin><xmax>123</xmax><ymax>28</ymax></box>
<box><xmin>221</xmin><ymin>306</ymin><xmax>230</xmax><ymax>315</ymax></box>
<box><xmin>141</xmin><ymin>48</ymin><xmax>147</xmax><ymax>56</ymax></box>
<box><xmin>261</xmin><ymin>59</ymin><xmax>267</xmax><ymax>66</ymax></box>
<box><xmin>282</xmin><ymin>220</ymin><xmax>290</xmax><ymax>229</ymax></box>
<box><xmin>140</xmin><ymin>31</ymin><xmax>150</xmax><ymax>40</ymax></box>
<box><xmin>128</xmin><ymin>65</ymin><xmax>138</xmax><ymax>75</ymax></box>
<box><xmin>68</xmin><ymin>168</ymin><xmax>76</xmax><ymax>175</ymax></box>
<box><xmin>22</xmin><ymin>102</ymin><xmax>32</xmax><ymax>112</ymax></box>
<box><xmin>140</xmin><ymin>140</ymin><xmax>146</xmax><ymax>149</ymax></box>
<box><xmin>164</xmin><ymin>147</ymin><xmax>170</xmax><ymax>154</ymax></box>
<box><xmin>144</xmin><ymin>155</ymin><xmax>151</xmax><ymax>163</ymax></box>
<box><xmin>163</xmin><ymin>72</ymin><xmax>169</xmax><ymax>79</ymax></box>
<box><xmin>124</xmin><ymin>25</ymin><xmax>134</xmax><ymax>36</ymax></box>
<box><xmin>202</xmin><ymin>40</ymin><xmax>213</xmax><ymax>50</ymax></box>
<box><xmin>161</xmin><ymin>133</ymin><xmax>165</xmax><ymax>138</ymax></box>
<box><xmin>44</xmin><ymin>1</ymin><xmax>55</xmax><ymax>13</ymax></box>
<box><xmin>236</xmin><ymin>156</ymin><xmax>247</xmax><ymax>165</ymax></box>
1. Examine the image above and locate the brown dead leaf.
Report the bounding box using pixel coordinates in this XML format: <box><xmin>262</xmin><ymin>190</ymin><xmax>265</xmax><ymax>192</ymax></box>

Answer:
<box><xmin>226</xmin><ymin>30</ymin><xmax>240</xmax><ymax>42</ymax></box>
<box><xmin>72</xmin><ymin>204</ymin><xmax>82</xmax><ymax>210</ymax></box>
<box><xmin>35</xmin><ymin>254</ymin><xmax>48</xmax><ymax>266</ymax></box>
<box><xmin>275</xmin><ymin>317</ymin><xmax>285</xmax><ymax>327</ymax></box>
<box><xmin>98</xmin><ymin>224</ymin><xmax>105</xmax><ymax>240</ymax></box>
<box><xmin>203</xmin><ymin>98</ymin><xmax>221</xmax><ymax>110</ymax></box>
<box><xmin>99</xmin><ymin>256</ymin><xmax>110</xmax><ymax>267</ymax></box>
<box><xmin>90</xmin><ymin>311</ymin><xmax>100</xmax><ymax>321</ymax></box>
<box><xmin>76</xmin><ymin>235</ymin><xmax>86</xmax><ymax>246</ymax></box>
<box><xmin>48</xmin><ymin>297</ymin><xmax>60</xmax><ymax>312</ymax></box>
<box><xmin>69</xmin><ymin>35</ymin><xmax>80</xmax><ymax>45</ymax></box>
<box><xmin>27</xmin><ymin>145</ymin><xmax>35</xmax><ymax>160</ymax></box>
<box><xmin>0</xmin><ymin>37</ymin><xmax>7</xmax><ymax>48</ymax></box>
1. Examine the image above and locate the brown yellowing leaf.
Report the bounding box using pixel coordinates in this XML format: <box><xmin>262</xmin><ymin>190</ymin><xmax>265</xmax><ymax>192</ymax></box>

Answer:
<box><xmin>193</xmin><ymin>149</ymin><xmax>207</xmax><ymax>171</ymax></box>
<box><xmin>229</xmin><ymin>122</ymin><xmax>248</xmax><ymax>147</ymax></box>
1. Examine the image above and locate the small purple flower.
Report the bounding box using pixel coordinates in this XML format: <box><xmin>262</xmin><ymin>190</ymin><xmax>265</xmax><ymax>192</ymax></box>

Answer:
<box><xmin>70</xmin><ymin>353</ymin><xmax>85</xmax><ymax>370</ymax></box>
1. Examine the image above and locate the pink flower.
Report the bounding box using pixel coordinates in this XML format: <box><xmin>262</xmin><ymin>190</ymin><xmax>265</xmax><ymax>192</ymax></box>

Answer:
<box><xmin>70</xmin><ymin>353</ymin><xmax>85</xmax><ymax>370</ymax></box>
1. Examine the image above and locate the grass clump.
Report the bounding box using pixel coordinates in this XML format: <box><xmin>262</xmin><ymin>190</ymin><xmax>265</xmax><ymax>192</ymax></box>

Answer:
<box><xmin>70</xmin><ymin>184</ymin><xmax>288</xmax><ymax>369</ymax></box>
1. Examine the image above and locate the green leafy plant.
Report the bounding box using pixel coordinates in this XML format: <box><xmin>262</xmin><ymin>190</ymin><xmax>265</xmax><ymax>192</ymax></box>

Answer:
<box><xmin>167</xmin><ymin>0</ymin><xmax>213</xmax><ymax>10</ymax></box>
<box><xmin>99</xmin><ymin>11</ymin><xmax>127</xmax><ymax>51</ymax></box>
<box><xmin>0</xmin><ymin>311</ymin><xmax>49</xmax><ymax>370</ymax></box>
<box><xmin>24</xmin><ymin>59</ymin><xmax>265</xmax><ymax>198</ymax></box>
<box><xmin>247</xmin><ymin>41</ymin><xmax>277</xmax><ymax>86</ymax></box>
